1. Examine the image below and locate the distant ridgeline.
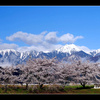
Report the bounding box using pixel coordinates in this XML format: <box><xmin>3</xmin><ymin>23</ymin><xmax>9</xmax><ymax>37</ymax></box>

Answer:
<box><xmin>0</xmin><ymin>44</ymin><xmax>100</xmax><ymax>66</ymax></box>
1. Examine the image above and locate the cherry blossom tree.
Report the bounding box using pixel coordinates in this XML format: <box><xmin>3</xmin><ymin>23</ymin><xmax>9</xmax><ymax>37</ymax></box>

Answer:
<box><xmin>26</xmin><ymin>57</ymin><xmax>60</xmax><ymax>88</ymax></box>
<box><xmin>1</xmin><ymin>57</ymin><xmax>99</xmax><ymax>91</ymax></box>
<box><xmin>0</xmin><ymin>66</ymin><xmax>17</xmax><ymax>92</ymax></box>
<box><xmin>70</xmin><ymin>60</ymin><xmax>100</xmax><ymax>88</ymax></box>
<box><xmin>14</xmin><ymin>57</ymin><xmax>60</xmax><ymax>89</ymax></box>
<box><xmin>56</xmin><ymin>62</ymin><xmax>74</xmax><ymax>86</ymax></box>
<box><xmin>15</xmin><ymin>64</ymin><xmax>33</xmax><ymax>89</ymax></box>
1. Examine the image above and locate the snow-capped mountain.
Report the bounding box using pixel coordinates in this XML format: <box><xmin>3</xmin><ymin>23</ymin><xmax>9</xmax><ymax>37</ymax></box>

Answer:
<box><xmin>57</xmin><ymin>44</ymin><xmax>91</xmax><ymax>55</ymax></box>
<box><xmin>0</xmin><ymin>49</ymin><xmax>17</xmax><ymax>55</ymax></box>
<box><xmin>57</xmin><ymin>44</ymin><xmax>82</xmax><ymax>54</ymax></box>
<box><xmin>0</xmin><ymin>49</ymin><xmax>39</xmax><ymax>66</ymax></box>
<box><xmin>0</xmin><ymin>44</ymin><xmax>100</xmax><ymax>66</ymax></box>
<box><xmin>90</xmin><ymin>49</ymin><xmax>100</xmax><ymax>57</ymax></box>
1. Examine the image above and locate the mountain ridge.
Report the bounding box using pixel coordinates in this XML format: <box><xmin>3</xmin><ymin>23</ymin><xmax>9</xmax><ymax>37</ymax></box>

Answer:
<box><xmin>0</xmin><ymin>44</ymin><xmax>100</xmax><ymax>66</ymax></box>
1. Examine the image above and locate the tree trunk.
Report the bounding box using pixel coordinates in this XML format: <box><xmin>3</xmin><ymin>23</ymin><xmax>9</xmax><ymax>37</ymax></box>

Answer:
<box><xmin>81</xmin><ymin>83</ymin><xmax>86</xmax><ymax>88</ymax></box>
<box><xmin>26</xmin><ymin>83</ymin><xmax>28</xmax><ymax>90</ymax></box>
<box><xmin>80</xmin><ymin>82</ymin><xmax>86</xmax><ymax>88</ymax></box>
<box><xmin>39</xmin><ymin>83</ymin><xmax>43</xmax><ymax>89</ymax></box>
<box><xmin>82</xmin><ymin>84</ymin><xmax>86</xmax><ymax>88</ymax></box>
<box><xmin>21</xmin><ymin>83</ymin><xmax>23</xmax><ymax>86</ymax></box>
<box><xmin>4</xmin><ymin>84</ymin><xmax>8</xmax><ymax>92</ymax></box>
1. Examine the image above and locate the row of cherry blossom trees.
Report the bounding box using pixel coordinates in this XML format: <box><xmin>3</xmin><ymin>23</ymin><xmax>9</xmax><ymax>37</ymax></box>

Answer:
<box><xmin>0</xmin><ymin>57</ymin><xmax>100</xmax><ymax>91</ymax></box>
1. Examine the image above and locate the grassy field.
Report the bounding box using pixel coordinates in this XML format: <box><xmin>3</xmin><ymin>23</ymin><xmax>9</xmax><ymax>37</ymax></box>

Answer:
<box><xmin>0</xmin><ymin>84</ymin><xmax>100</xmax><ymax>94</ymax></box>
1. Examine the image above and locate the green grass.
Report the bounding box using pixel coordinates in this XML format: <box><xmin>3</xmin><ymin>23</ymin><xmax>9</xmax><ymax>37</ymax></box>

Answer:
<box><xmin>65</xmin><ymin>88</ymin><xmax>100</xmax><ymax>94</ymax></box>
<box><xmin>64</xmin><ymin>85</ymin><xmax>100</xmax><ymax>94</ymax></box>
<box><xmin>0</xmin><ymin>84</ymin><xmax>100</xmax><ymax>94</ymax></box>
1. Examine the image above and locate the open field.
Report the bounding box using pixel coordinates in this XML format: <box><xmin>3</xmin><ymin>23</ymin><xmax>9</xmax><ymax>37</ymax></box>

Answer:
<box><xmin>0</xmin><ymin>84</ymin><xmax>100</xmax><ymax>94</ymax></box>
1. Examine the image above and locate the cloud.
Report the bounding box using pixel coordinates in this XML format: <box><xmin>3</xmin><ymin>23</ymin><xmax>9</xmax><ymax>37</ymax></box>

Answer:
<box><xmin>6</xmin><ymin>31</ymin><xmax>83</xmax><ymax>45</ymax></box>
<box><xmin>45</xmin><ymin>32</ymin><xmax>59</xmax><ymax>44</ymax></box>
<box><xmin>0</xmin><ymin>43</ymin><xmax>18</xmax><ymax>50</ymax></box>
<box><xmin>77</xmin><ymin>45</ymin><xmax>91</xmax><ymax>54</ymax></box>
<box><xmin>17</xmin><ymin>44</ymin><xmax>63</xmax><ymax>53</ymax></box>
<box><xmin>59</xmin><ymin>33</ymin><xmax>83</xmax><ymax>43</ymax></box>
<box><xmin>6</xmin><ymin>31</ymin><xmax>84</xmax><ymax>52</ymax></box>
<box><xmin>0</xmin><ymin>37</ymin><xmax>18</xmax><ymax>50</ymax></box>
<box><xmin>6</xmin><ymin>31</ymin><xmax>47</xmax><ymax>45</ymax></box>
<box><xmin>44</xmin><ymin>32</ymin><xmax>83</xmax><ymax>44</ymax></box>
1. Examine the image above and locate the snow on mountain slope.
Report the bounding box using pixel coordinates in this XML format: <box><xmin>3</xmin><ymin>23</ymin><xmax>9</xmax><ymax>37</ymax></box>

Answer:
<box><xmin>0</xmin><ymin>49</ymin><xmax>39</xmax><ymax>60</ymax></box>
<box><xmin>0</xmin><ymin>44</ymin><xmax>100</xmax><ymax>66</ymax></box>
<box><xmin>57</xmin><ymin>44</ymin><xmax>91</xmax><ymax>55</ymax></box>
<box><xmin>90</xmin><ymin>49</ymin><xmax>100</xmax><ymax>57</ymax></box>
<box><xmin>94</xmin><ymin>49</ymin><xmax>100</xmax><ymax>54</ymax></box>
<box><xmin>57</xmin><ymin>44</ymin><xmax>82</xmax><ymax>54</ymax></box>
<box><xmin>0</xmin><ymin>49</ymin><xmax>18</xmax><ymax>56</ymax></box>
<box><xmin>0</xmin><ymin>44</ymin><xmax>91</xmax><ymax>57</ymax></box>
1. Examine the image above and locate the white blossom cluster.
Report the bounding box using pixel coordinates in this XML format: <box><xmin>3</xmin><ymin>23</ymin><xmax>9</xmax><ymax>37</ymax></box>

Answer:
<box><xmin>0</xmin><ymin>57</ymin><xmax>100</xmax><ymax>89</ymax></box>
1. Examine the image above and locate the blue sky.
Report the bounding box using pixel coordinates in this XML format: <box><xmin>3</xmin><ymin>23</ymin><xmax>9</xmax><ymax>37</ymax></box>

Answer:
<box><xmin>0</xmin><ymin>6</ymin><xmax>100</xmax><ymax>52</ymax></box>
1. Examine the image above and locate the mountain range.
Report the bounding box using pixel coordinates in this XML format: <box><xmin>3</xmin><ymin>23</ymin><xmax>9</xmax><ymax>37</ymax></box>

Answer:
<box><xmin>0</xmin><ymin>44</ymin><xmax>100</xmax><ymax>66</ymax></box>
